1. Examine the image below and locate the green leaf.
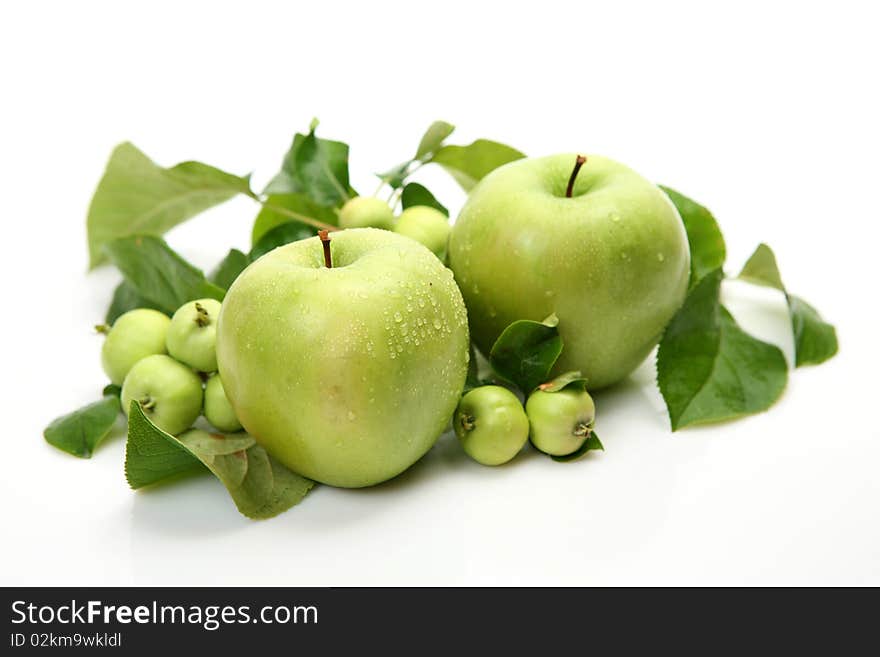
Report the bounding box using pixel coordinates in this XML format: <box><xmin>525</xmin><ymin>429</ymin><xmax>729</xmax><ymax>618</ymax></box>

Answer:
<box><xmin>430</xmin><ymin>139</ymin><xmax>526</xmax><ymax>191</ymax></box>
<box><xmin>657</xmin><ymin>269</ymin><xmax>788</xmax><ymax>430</ymax></box>
<box><xmin>738</xmin><ymin>243</ymin><xmax>838</xmax><ymax>367</ymax></box>
<box><xmin>375</xmin><ymin>161</ymin><xmax>412</xmax><ymax>190</ymax></box>
<box><xmin>105</xmin><ymin>281</ymin><xmax>166</xmax><ymax>324</ymax></box>
<box><xmin>103</xmin><ymin>384</ymin><xmax>122</xmax><ymax>399</ymax></box>
<box><xmin>374</xmin><ymin>121</ymin><xmax>456</xmax><ymax>191</ymax></box>
<box><xmin>124</xmin><ymin>401</ymin><xmax>207</xmax><ymax>488</ymax></box>
<box><xmin>489</xmin><ymin>314</ymin><xmax>563</xmax><ymax>394</ymax></box>
<box><xmin>44</xmin><ymin>393</ymin><xmax>120</xmax><ymax>458</ymax></box>
<box><xmin>87</xmin><ymin>142</ymin><xmax>252</xmax><ymax>268</ymax></box>
<box><xmin>103</xmin><ymin>235</ymin><xmax>225</xmax><ymax>314</ymax></box>
<box><xmin>659</xmin><ymin>186</ymin><xmax>726</xmax><ymax>285</ymax></box>
<box><xmin>415</xmin><ymin>120</ymin><xmax>455</xmax><ymax>160</ymax></box>
<box><xmin>210</xmin><ymin>249</ymin><xmax>250</xmax><ymax>290</ymax></box>
<box><xmin>551</xmin><ymin>432</ymin><xmax>604</xmax><ymax>462</ymax></box>
<box><xmin>738</xmin><ymin>243</ymin><xmax>785</xmax><ymax>290</ymax></box>
<box><xmin>251</xmin><ymin>193</ymin><xmax>337</xmax><ymax>246</ymax></box>
<box><xmin>263</xmin><ymin>124</ymin><xmax>352</xmax><ymax>206</ymax></box>
<box><xmin>249</xmin><ymin>222</ymin><xmax>316</xmax><ymax>261</ymax></box>
<box><xmin>401</xmin><ymin>183</ymin><xmax>448</xmax><ymax>216</ymax></box>
<box><xmin>788</xmin><ymin>295</ymin><xmax>839</xmax><ymax>366</ymax></box>
<box><xmin>537</xmin><ymin>370</ymin><xmax>587</xmax><ymax>393</ymax></box>
<box><xmin>125</xmin><ymin>404</ymin><xmax>314</xmax><ymax>519</ymax></box>
<box><xmin>185</xmin><ymin>435</ymin><xmax>314</xmax><ymax>520</ymax></box>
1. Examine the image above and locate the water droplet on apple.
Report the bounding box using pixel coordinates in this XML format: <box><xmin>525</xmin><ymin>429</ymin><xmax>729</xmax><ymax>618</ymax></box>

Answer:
<box><xmin>347</xmin><ymin>411</ymin><xmax>356</xmax><ymax>421</ymax></box>
<box><xmin>657</xmin><ymin>252</ymin><xmax>665</xmax><ymax>262</ymax></box>
<box><xmin>610</xmin><ymin>212</ymin><xmax>621</xmax><ymax>222</ymax></box>
<box><xmin>394</xmin><ymin>312</ymin><xmax>403</xmax><ymax>322</ymax></box>
<box><xmin>433</xmin><ymin>319</ymin><xmax>442</xmax><ymax>330</ymax></box>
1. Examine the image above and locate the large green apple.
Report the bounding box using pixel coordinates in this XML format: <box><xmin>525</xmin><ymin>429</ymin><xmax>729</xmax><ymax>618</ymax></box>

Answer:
<box><xmin>449</xmin><ymin>154</ymin><xmax>690</xmax><ymax>390</ymax></box>
<box><xmin>216</xmin><ymin>228</ymin><xmax>470</xmax><ymax>488</ymax></box>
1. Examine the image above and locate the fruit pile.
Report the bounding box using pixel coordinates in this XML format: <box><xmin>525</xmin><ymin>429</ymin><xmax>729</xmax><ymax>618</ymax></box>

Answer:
<box><xmin>44</xmin><ymin>120</ymin><xmax>838</xmax><ymax>519</ymax></box>
<box><xmin>455</xmin><ymin>384</ymin><xmax>598</xmax><ymax>466</ymax></box>
<box><xmin>101</xmin><ymin>301</ymin><xmax>242</xmax><ymax>437</ymax></box>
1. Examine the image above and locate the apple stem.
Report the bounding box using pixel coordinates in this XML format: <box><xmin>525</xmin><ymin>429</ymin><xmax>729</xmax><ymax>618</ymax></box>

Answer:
<box><xmin>318</xmin><ymin>230</ymin><xmax>333</xmax><ymax>268</ymax></box>
<box><xmin>460</xmin><ymin>413</ymin><xmax>476</xmax><ymax>432</ymax></box>
<box><xmin>194</xmin><ymin>302</ymin><xmax>210</xmax><ymax>327</ymax></box>
<box><xmin>566</xmin><ymin>155</ymin><xmax>587</xmax><ymax>198</ymax></box>
<box><xmin>94</xmin><ymin>324</ymin><xmax>110</xmax><ymax>335</ymax></box>
<box><xmin>573</xmin><ymin>421</ymin><xmax>592</xmax><ymax>438</ymax></box>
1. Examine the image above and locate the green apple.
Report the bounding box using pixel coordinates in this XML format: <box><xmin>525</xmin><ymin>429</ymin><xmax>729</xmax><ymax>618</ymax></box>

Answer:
<box><xmin>216</xmin><ymin>228</ymin><xmax>470</xmax><ymax>488</ymax></box>
<box><xmin>338</xmin><ymin>196</ymin><xmax>395</xmax><ymax>230</ymax></box>
<box><xmin>166</xmin><ymin>298</ymin><xmax>222</xmax><ymax>372</ymax></box>
<box><xmin>393</xmin><ymin>206</ymin><xmax>451</xmax><ymax>260</ymax></box>
<box><xmin>449</xmin><ymin>154</ymin><xmax>690</xmax><ymax>389</ymax></box>
<box><xmin>454</xmin><ymin>385</ymin><xmax>529</xmax><ymax>466</ymax></box>
<box><xmin>203</xmin><ymin>374</ymin><xmax>243</xmax><ymax>433</ymax></box>
<box><xmin>526</xmin><ymin>387</ymin><xmax>595</xmax><ymax>456</ymax></box>
<box><xmin>100</xmin><ymin>308</ymin><xmax>170</xmax><ymax>385</ymax></box>
<box><xmin>121</xmin><ymin>354</ymin><xmax>203</xmax><ymax>435</ymax></box>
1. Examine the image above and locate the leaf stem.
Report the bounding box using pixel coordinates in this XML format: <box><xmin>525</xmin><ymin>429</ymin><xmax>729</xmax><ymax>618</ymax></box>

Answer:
<box><xmin>373</xmin><ymin>159</ymin><xmax>428</xmax><ymax>198</ymax></box>
<box><xmin>257</xmin><ymin>198</ymin><xmax>338</xmax><ymax>232</ymax></box>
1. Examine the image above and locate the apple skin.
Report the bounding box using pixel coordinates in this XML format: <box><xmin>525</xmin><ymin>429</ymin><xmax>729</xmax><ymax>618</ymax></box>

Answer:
<box><xmin>166</xmin><ymin>298</ymin><xmax>222</xmax><ymax>373</ymax></box>
<box><xmin>121</xmin><ymin>354</ymin><xmax>203</xmax><ymax>436</ymax></box>
<box><xmin>204</xmin><ymin>374</ymin><xmax>243</xmax><ymax>433</ymax></box>
<box><xmin>448</xmin><ymin>154</ymin><xmax>690</xmax><ymax>390</ymax></box>
<box><xmin>338</xmin><ymin>196</ymin><xmax>394</xmax><ymax>230</ymax></box>
<box><xmin>216</xmin><ymin>228</ymin><xmax>470</xmax><ymax>488</ymax></box>
<box><xmin>454</xmin><ymin>385</ymin><xmax>529</xmax><ymax>466</ymax></box>
<box><xmin>101</xmin><ymin>308</ymin><xmax>170</xmax><ymax>385</ymax></box>
<box><xmin>393</xmin><ymin>206</ymin><xmax>451</xmax><ymax>260</ymax></box>
<box><xmin>526</xmin><ymin>387</ymin><xmax>595</xmax><ymax>456</ymax></box>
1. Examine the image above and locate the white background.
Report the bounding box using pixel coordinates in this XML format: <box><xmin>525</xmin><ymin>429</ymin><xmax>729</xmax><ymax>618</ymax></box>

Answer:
<box><xmin>1</xmin><ymin>0</ymin><xmax>878</xmax><ymax>586</ymax></box>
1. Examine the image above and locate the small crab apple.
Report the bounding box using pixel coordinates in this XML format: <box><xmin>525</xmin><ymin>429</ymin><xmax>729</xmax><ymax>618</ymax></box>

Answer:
<box><xmin>121</xmin><ymin>354</ymin><xmax>203</xmax><ymax>435</ymax></box>
<box><xmin>99</xmin><ymin>308</ymin><xmax>170</xmax><ymax>386</ymax></box>
<box><xmin>203</xmin><ymin>374</ymin><xmax>243</xmax><ymax>433</ymax></box>
<box><xmin>526</xmin><ymin>387</ymin><xmax>596</xmax><ymax>457</ymax></box>
<box><xmin>166</xmin><ymin>298</ymin><xmax>222</xmax><ymax>372</ymax></box>
<box><xmin>454</xmin><ymin>385</ymin><xmax>529</xmax><ymax>466</ymax></box>
<box><xmin>393</xmin><ymin>206</ymin><xmax>451</xmax><ymax>260</ymax></box>
<box><xmin>338</xmin><ymin>196</ymin><xmax>395</xmax><ymax>230</ymax></box>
